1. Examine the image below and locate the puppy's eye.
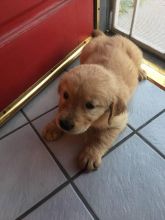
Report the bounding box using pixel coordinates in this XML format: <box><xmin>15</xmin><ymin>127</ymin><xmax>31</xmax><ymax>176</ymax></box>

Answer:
<box><xmin>63</xmin><ymin>91</ymin><xmax>69</xmax><ymax>100</ymax></box>
<box><xmin>85</xmin><ymin>102</ymin><xmax>95</xmax><ymax>109</ymax></box>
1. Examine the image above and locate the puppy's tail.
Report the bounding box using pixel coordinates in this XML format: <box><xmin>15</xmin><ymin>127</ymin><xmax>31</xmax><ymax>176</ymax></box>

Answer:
<box><xmin>92</xmin><ymin>29</ymin><xmax>105</xmax><ymax>38</ymax></box>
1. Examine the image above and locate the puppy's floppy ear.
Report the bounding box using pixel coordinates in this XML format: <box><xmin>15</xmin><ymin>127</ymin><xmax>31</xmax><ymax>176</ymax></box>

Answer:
<box><xmin>108</xmin><ymin>96</ymin><xmax>126</xmax><ymax>123</ymax></box>
<box><xmin>113</xmin><ymin>96</ymin><xmax>127</xmax><ymax>116</ymax></box>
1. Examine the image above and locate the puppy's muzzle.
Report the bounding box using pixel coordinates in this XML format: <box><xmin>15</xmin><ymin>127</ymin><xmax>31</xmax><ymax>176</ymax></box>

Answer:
<box><xmin>59</xmin><ymin>118</ymin><xmax>74</xmax><ymax>131</ymax></box>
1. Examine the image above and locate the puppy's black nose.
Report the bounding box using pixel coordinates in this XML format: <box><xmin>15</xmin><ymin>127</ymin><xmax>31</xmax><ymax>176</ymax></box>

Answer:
<box><xmin>59</xmin><ymin>118</ymin><xmax>74</xmax><ymax>131</ymax></box>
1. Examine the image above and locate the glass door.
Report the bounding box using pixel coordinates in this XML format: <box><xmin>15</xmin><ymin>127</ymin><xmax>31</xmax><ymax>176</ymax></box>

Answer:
<box><xmin>111</xmin><ymin>0</ymin><xmax>165</xmax><ymax>59</ymax></box>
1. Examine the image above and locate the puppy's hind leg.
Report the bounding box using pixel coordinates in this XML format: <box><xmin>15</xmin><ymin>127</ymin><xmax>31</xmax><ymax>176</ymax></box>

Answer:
<box><xmin>92</xmin><ymin>29</ymin><xmax>105</xmax><ymax>38</ymax></box>
<box><xmin>121</xmin><ymin>38</ymin><xmax>147</xmax><ymax>81</ymax></box>
<box><xmin>138</xmin><ymin>68</ymin><xmax>147</xmax><ymax>81</ymax></box>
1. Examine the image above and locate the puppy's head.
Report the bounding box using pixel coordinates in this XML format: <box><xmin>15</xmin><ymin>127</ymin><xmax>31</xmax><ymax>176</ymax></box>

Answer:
<box><xmin>56</xmin><ymin>64</ymin><xmax>126</xmax><ymax>134</ymax></box>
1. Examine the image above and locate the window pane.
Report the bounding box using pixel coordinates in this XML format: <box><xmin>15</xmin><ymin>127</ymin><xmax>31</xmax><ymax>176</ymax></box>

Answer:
<box><xmin>132</xmin><ymin>0</ymin><xmax>165</xmax><ymax>54</ymax></box>
<box><xmin>114</xmin><ymin>0</ymin><xmax>134</xmax><ymax>34</ymax></box>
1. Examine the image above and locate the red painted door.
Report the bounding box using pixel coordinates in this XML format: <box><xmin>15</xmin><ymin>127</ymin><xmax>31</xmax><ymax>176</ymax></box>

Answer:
<box><xmin>0</xmin><ymin>0</ymin><xmax>93</xmax><ymax>111</ymax></box>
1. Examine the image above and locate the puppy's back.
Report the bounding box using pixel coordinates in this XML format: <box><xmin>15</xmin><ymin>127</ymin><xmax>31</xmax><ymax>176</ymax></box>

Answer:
<box><xmin>81</xmin><ymin>31</ymin><xmax>142</xmax><ymax>69</ymax></box>
<box><xmin>80</xmin><ymin>31</ymin><xmax>142</xmax><ymax>95</ymax></box>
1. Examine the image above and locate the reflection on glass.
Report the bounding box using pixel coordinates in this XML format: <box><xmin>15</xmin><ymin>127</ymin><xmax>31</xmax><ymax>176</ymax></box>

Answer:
<box><xmin>114</xmin><ymin>0</ymin><xmax>134</xmax><ymax>34</ymax></box>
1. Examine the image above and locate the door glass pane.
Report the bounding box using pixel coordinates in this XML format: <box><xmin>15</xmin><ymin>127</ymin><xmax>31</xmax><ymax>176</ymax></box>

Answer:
<box><xmin>114</xmin><ymin>0</ymin><xmax>134</xmax><ymax>34</ymax></box>
<box><xmin>132</xmin><ymin>0</ymin><xmax>165</xmax><ymax>53</ymax></box>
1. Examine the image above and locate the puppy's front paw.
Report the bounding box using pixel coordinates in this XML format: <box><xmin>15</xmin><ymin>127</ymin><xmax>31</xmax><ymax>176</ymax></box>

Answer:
<box><xmin>78</xmin><ymin>148</ymin><xmax>102</xmax><ymax>171</ymax></box>
<box><xmin>43</xmin><ymin>122</ymin><xmax>63</xmax><ymax>141</ymax></box>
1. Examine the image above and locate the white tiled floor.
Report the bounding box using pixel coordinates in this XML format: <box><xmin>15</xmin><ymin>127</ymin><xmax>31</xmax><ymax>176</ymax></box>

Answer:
<box><xmin>23</xmin><ymin>185</ymin><xmax>93</xmax><ymax>220</ymax></box>
<box><xmin>0</xmin><ymin>59</ymin><xmax>165</xmax><ymax>220</ymax></box>
<box><xmin>23</xmin><ymin>76</ymin><xmax>62</xmax><ymax>120</ymax></box>
<box><xmin>0</xmin><ymin>112</ymin><xmax>27</xmax><ymax>139</ymax></box>
<box><xmin>75</xmin><ymin>135</ymin><xmax>165</xmax><ymax>220</ymax></box>
<box><xmin>0</xmin><ymin>124</ymin><xmax>66</xmax><ymax>220</ymax></box>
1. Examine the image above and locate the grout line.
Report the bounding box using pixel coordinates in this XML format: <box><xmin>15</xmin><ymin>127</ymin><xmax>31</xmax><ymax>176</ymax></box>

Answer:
<box><xmin>136</xmin><ymin>109</ymin><xmax>165</xmax><ymax>131</ymax></box>
<box><xmin>69</xmin><ymin>181</ymin><xmax>100</xmax><ymax>220</ymax></box>
<box><xmin>127</xmin><ymin>109</ymin><xmax>165</xmax><ymax>132</ymax></box>
<box><xmin>0</xmin><ymin>104</ymin><xmax>59</xmax><ymax>141</ymax></box>
<box><xmin>71</xmin><ymin>169</ymin><xmax>85</xmax><ymax>181</ymax></box>
<box><xmin>29</xmin><ymin>106</ymin><xmax>58</xmax><ymax>122</ymax></box>
<box><xmin>126</xmin><ymin>123</ymin><xmax>134</xmax><ymax>131</ymax></box>
<box><xmin>71</xmin><ymin>131</ymin><xmax>136</xmax><ymax>178</ymax></box>
<box><xmin>104</xmin><ymin>131</ymin><xmax>135</xmax><ymax>157</ymax></box>
<box><xmin>127</xmin><ymin>124</ymin><xmax>135</xmax><ymax>131</ymax></box>
<box><xmin>21</xmin><ymin>110</ymin><xmax>71</xmax><ymax>179</ymax></box>
<box><xmin>21</xmin><ymin>110</ymin><xmax>99</xmax><ymax>220</ymax></box>
<box><xmin>15</xmin><ymin>163</ymin><xmax>84</xmax><ymax>219</ymax></box>
<box><xmin>15</xmin><ymin>181</ymin><xmax>70</xmax><ymax>220</ymax></box>
<box><xmin>127</xmin><ymin>123</ymin><xmax>165</xmax><ymax>160</ymax></box>
<box><xmin>0</xmin><ymin>122</ymin><xmax>29</xmax><ymax>140</ymax></box>
<box><xmin>136</xmin><ymin>132</ymin><xmax>165</xmax><ymax>160</ymax></box>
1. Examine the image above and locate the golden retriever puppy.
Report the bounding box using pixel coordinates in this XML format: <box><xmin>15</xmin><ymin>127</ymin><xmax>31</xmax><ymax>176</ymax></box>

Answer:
<box><xmin>43</xmin><ymin>30</ymin><xmax>146</xmax><ymax>171</ymax></box>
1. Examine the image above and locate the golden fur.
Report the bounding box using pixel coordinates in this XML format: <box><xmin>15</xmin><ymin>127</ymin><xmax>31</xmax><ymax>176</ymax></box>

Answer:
<box><xmin>43</xmin><ymin>30</ymin><xmax>146</xmax><ymax>171</ymax></box>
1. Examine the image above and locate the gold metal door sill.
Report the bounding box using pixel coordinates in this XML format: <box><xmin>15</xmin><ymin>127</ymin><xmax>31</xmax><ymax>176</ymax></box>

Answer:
<box><xmin>141</xmin><ymin>59</ymin><xmax>165</xmax><ymax>91</ymax></box>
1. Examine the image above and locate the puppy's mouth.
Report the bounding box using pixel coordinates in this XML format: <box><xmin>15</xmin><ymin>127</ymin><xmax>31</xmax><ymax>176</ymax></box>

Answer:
<box><xmin>56</xmin><ymin>118</ymin><xmax>89</xmax><ymax>134</ymax></box>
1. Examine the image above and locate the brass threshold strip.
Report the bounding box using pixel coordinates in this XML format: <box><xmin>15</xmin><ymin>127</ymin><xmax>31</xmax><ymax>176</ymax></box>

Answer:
<box><xmin>0</xmin><ymin>37</ymin><xmax>92</xmax><ymax>127</ymax></box>
<box><xmin>141</xmin><ymin>59</ymin><xmax>165</xmax><ymax>91</ymax></box>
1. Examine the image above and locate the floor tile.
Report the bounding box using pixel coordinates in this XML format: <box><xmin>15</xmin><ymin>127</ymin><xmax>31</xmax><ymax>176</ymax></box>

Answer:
<box><xmin>33</xmin><ymin>110</ymin><xmax>133</xmax><ymax>176</ymax></box>
<box><xmin>23</xmin><ymin>59</ymin><xmax>80</xmax><ymax>120</ymax></box>
<box><xmin>113</xmin><ymin>126</ymin><xmax>132</xmax><ymax>146</ymax></box>
<box><xmin>0</xmin><ymin>125</ymin><xmax>65</xmax><ymax>220</ymax></box>
<box><xmin>0</xmin><ymin>111</ymin><xmax>27</xmax><ymax>139</ymax></box>
<box><xmin>139</xmin><ymin>112</ymin><xmax>165</xmax><ymax>155</ymax></box>
<box><xmin>24</xmin><ymin>185</ymin><xmax>93</xmax><ymax>220</ymax></box>
<box><xmin>75</xmin><ymin>135</ymin><xmax>165</xmax><ymax>220</ymax></box>
<box><xmin>32</xmin><ymin>110</ymin><xmax>84</xmax><ymax>176</ymax></box>
<box><xmin>23</xmin><ymin>75</ymin><xmax>63</xmax><ymax>120</ymax></box>
<box><xmin>128</xmin><ymin>80</ymin><xmax>165</xmax><ymax>129</ymax></box>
